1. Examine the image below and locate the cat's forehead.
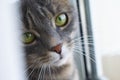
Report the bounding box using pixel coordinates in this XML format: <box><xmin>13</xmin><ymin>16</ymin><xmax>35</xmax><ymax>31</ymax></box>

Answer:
<box><xmin>21</xmin><ymin>0</ymin><xmax>74</xmax><ymax>30</ymax></box>
<box><xmin>22</xmin><ymin>0</ymin><xmax>73</xmax><ymax>14</ymax></box>
<box><xmin>35</xmin><ymin>0</ymin><xmax>70</xmax><ymax>6</ymax></box>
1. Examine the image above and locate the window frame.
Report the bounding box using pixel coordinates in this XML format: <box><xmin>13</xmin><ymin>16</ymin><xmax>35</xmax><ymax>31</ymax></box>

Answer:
<box><xmin>75</xmin><ymin>0</ymin><xmax>107</xmax><ymax>80</ymax></box>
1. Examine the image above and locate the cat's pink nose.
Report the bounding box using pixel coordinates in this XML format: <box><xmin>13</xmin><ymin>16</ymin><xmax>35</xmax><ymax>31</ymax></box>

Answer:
<box><xmin>51</xmin><ymin>43</ymin><xmax>62</xmax><ymax>54</ymax></box>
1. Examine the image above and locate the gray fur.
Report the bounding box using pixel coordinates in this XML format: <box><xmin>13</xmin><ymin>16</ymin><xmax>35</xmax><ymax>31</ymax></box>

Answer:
<box><xmin>21</xmin><ymin>0</ymin><xmax>79</xmax><ymax>80</ymax></box>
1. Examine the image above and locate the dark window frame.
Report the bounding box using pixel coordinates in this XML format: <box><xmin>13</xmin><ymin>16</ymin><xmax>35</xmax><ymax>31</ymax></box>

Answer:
<box><xmin>75</xmin><ymin>0</ymin><xmax>107</xmax><ymax>80</ymax></box>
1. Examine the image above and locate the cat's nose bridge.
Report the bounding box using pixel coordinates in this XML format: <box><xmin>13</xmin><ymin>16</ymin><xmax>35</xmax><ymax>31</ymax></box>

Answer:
<box><xmin>50</xmin><ymin>36</ymin><xmax>62</xmax><ymax>44</ymax></box>
<box><xmin>45</xmin><ymin>28</ymin><xmax>62</xmax><ymax>48</ymax></box>
<box><xmin>41</xmin><ymin>26</ymin><xmax>62</xmax><ymax>49</ymax></box>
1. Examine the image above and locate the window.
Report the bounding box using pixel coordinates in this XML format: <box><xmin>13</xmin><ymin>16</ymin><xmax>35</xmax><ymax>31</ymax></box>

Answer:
<box><xmin>74</xmin><ymin>0</ymin><xmax>108</xmax><ymax>80</ymax></box>
<box><xmin>76</xmin><ymin>0</ymin><xmax>120</xmax><ymax>80</ymax></box>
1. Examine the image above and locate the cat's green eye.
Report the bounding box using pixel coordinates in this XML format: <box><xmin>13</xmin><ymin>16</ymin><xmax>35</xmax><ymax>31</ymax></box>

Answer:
<box><xmin>55</xmin><ymin>13</ymin><xmax>68</xmax><ymax>27</ymax></box>
<box><xmin>22</xmin><ymin>32</ymin><xmax>35</xmax><ymax>44</ymax></box>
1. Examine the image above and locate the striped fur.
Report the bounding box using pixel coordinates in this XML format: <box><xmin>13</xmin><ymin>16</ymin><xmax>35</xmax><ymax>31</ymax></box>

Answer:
<box><xmin>21</xmin><ymin>0</ymin><xmax>79</xmax><ymax>80</ymax></box>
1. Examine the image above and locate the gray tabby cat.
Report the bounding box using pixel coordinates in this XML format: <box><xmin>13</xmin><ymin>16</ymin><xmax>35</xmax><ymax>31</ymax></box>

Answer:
<box><xmin>21</xmin><ymin>0</ymin><xmax>79</xmax><ymax>80</ymax></box>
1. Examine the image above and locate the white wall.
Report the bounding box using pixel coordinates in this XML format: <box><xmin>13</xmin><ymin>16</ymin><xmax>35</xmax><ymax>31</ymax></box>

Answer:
<box><xmin>90</xmin><ymin>0</ymin><xmax>120</xmax><ymax>55</ymax></box>
<box><xmin>89</xmin><ymin>0</ymin><xmax>120</xmax><ymax>80</ymax></box>
<box><xmin>0</xmin><ymin>0</ymin><xmax>26</xmax><ymax>80</ymax></box>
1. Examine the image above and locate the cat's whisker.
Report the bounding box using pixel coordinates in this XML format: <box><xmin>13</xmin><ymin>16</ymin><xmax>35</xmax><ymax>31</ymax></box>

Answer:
<box><xmin>71</xmin><ymin>36</ymin><xmax>93</xmax><ymax>42</ymax></box>
<box><xmin>68</xmin><ymin>39</ymin><xmax>94</xmax><ymax>47</ymax></box>
<box><xmin>73</xmin><ymin>49</ymin><xmax>96</xmax><ymax>63</ymax></box>
<box><xmin>66</xmin><ymin>35</ymin><xmax>96</xmax><ymax>63</ymax></box>
<box><xmin>48</xmin><ymin>65</ymin><xmax>51</xmax><ymax>80</ymax></box>
<box><xmin>26</xmin><ymin>65</ymin><xmax>36</xmax><ymax>79</ymax></box>
<box><xmin>38</xmin><ymin>64</ymin><xmax>44</xmax><ymax>80</ymax></box>
<box><xmin>74</xmin><ymin>53</ymin><xmax>81</xmax><ymax>62</ymax></box>
<box><xmin>74</xmin><ymin>46</ymin><xmax>95</xmax><ymax>55</ymax></box>
<box><xmin>25</xmin><ymin>60</ymin><xmax>43</xmax><ymax>79</ymax></box>
<box><xmin>42</xmin><ymin>65</ymin><xmax>46</xmax><ymax>80</ymax></box>
<box><xmin>73</xmin><ymin>40</ymin><xmax>94</xmax><ymax>46</ymax></box>
<box><xmin>74</xmin><ymin>51</ymin><xmax>96</xmax><ymax>63</ymax></box>
<box><xmin>48</xmin><ymin>65</ymin><xmax>52</xmax><ymax>80</ymax></box>
<box><xmin>46</xmin><ymin>66</ymin><xmax>49</xmax><ymax>80</ymax></box>
<box><xmin>43</xmin><ymin>65</ymin><xmax>47</xmax><ymax>80</ymax></box>
<box><xmin>24</xmin><ymin>64</ymin><xmax>35</xmax><ymax>73</ymax></box>
<box><xmin>52</xmin><ymin>67</ymin><xmax>58</xmax><ymax>80</ymax></box>
<box><xmin>73</xmin><ymin>37</ymin><xmax>94</xmax><ymax>43</ymax></box>
<box><xmin>75</xmin><ymin>51</ymin><xmax>96</xmax><ymax>63</ymax></box>
<box><xmin>67</xmin><ymin>41</ymin><xmax>94</xmax><ymax>50</ymax></box>
<box><xmin>74</xmin><ymin>45</ymin><xmax>95</xmax><ymax>52</ymax></box>
<box><xmin>74</xmin><ymin>46</ymin><xmax>95</xmax><ymax>58</ymax></box>
<box><xmin>67</xmin><ymin>36</ymin><xmax>94</xmax><ymax>47</ymax></box>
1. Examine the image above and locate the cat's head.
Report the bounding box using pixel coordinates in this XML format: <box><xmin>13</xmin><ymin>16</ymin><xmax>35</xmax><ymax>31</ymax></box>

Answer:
<box><xmin>21</xmin><ymin>0</ymin><xmax>77</xmax><ymax>68</ymax></box>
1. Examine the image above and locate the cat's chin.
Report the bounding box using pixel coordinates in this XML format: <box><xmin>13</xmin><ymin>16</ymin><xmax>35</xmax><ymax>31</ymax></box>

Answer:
<box><xmin>52</xmin><ymin>56</ymin><xmax>68</xmax><ymax>67</ymax></box>
<box><xmin>47</xmin><ymin>52</ymin><xmax>65</xmax><ymax>67</ymax></box>
<box><xmin>50</xmin><ymin>53</ymin><xmax>73</xmax><ymax>67</ymax></box>
<box><xmin>48</xmin><ymin>53</ymin><xmax>66</xmax><ymax>67</ymax></box>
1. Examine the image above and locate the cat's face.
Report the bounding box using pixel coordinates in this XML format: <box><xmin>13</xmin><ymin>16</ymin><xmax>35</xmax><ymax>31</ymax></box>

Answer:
<box><xmin>21</xmin><ymin>0</ymin><xmax>77</xmax><ymax>68</ymax></box>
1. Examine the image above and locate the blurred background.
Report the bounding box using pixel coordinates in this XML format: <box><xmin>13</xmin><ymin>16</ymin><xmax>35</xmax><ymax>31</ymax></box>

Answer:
<box><xmin>90</xmin><ymin>0</ymin><xmax>120</xmax><ymax>80</ymax></box>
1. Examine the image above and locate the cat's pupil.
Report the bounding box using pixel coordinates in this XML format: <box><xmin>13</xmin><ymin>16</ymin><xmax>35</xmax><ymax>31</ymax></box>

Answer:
<box><xmin>22</xmin><ymin>32</ymin><xmax>35</xmax><ymax>44</ymax></box>
<box><xmin>55</xmin><ymin>13</ymin><xmax>68</xmax><ymax>27</ymax></box>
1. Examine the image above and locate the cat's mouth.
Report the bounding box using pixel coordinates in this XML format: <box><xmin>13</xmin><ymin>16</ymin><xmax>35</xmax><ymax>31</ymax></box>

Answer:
<box><xmin>27</xmin><ymin>43</ymin><xmax>73</xmax><ymax>68</ymax></box>
<box><xmin>50</xmin><ymin>53</ymin><xmax>69</xmax><ymax>67</ymax></box>
<box><xmin>54</xmin><ymin>55</ymin><xmax>63</xmax><ymax>63</ymax></box>
<box><xmin>48</xmin><ymin>44</ymin><xmax>72</xmax><ymax>66</ymax></box>
<box><xmin>53</xmin><ymin>57</ymin><xmax>65</xmax><ymax>66</ymax></box>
